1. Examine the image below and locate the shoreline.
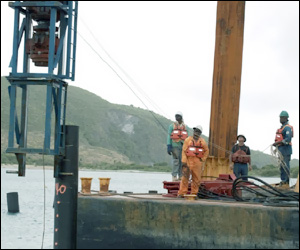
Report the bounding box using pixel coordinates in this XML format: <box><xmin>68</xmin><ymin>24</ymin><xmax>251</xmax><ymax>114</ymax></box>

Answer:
<box><xmin>1</xmin><ymin>164</ymin><xmax>170</xmax><ymax>174</ymax></box>
<box><xmin>1</xmin><ymin>165</ymin><xmax>297</xmax><ymax>180</ymax></box>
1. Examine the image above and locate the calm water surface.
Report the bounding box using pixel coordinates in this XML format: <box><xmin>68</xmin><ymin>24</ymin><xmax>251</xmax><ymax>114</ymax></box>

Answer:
<box><xmin>1</xmin><ymin>166</ymin><xmax>296</xmax><ymax>249</ymax></box>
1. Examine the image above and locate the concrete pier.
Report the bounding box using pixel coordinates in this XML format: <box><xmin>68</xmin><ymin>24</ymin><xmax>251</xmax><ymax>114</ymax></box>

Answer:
<box><xmin>77</xmin><ymin>194</ymin><xmax>299</xmax><ymax>249</ymax></box>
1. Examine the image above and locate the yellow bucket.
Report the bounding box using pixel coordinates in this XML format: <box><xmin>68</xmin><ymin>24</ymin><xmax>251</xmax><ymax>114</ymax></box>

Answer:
<box><xmin>98</xmin><ymin>178</ymin><xmax>111</xmax><ymax>193</ymax></box>
<box><xmin>80</xmin><ymin>177</ymin><xmax>93</xmax><ymax>194</ymax></box>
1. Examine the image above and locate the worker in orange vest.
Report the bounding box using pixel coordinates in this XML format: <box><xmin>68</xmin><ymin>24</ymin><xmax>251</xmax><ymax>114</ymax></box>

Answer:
<box><xmin>177</xmin><ymin>125</ymin><xmax>209</xmax><ymax>198</ymax></box>
<box><xmin>167</xmin><ymin>111</ymin><xmax>190</xmax><ymax>181</ymax></box>
<box><xmin>273</xmin><ymin>111</ymin><xmax>293</xmax><ymax>186</ymax></box>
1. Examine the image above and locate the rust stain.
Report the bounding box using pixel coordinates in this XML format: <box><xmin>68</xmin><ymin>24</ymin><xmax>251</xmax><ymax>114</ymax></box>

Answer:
<box><xmin>209</xmin><ymin>1</ymin><xmax>245</xmax><ymax>158</ymax></box>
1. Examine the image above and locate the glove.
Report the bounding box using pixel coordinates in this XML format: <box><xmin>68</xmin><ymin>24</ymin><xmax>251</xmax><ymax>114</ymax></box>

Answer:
<box><xmin>182</xmin><ymin>163</ymin><xmax>190</xmax><ymax>178</ymax></box>
<box><xmin>182</xmin><ymin>163</ymin><xmax>188</xmax><ymax>168</ymax></box>
<box><xmin>167</xmin><ymin>144</ymin><xmax>172</xmax><ymax>155</ymax></box>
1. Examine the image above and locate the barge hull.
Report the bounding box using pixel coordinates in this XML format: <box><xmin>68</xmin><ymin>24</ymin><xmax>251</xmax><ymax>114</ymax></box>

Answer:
<box><xmin>77</xmin><ymin>195</ymin><xmax>299</xmax><ymax>249</ymax></box>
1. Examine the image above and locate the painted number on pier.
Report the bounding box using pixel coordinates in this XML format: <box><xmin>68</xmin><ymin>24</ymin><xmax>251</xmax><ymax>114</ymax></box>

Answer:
<box><xmin>56</xmin><ymin>183</ymin><xmax>67</xmax><ymax>195</ymax></box>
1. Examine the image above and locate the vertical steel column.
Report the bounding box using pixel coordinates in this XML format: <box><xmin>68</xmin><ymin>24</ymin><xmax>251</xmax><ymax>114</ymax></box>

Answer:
<box><xmin>209</xmin><ymin>1</ymin><xmax>245</xmax><ymax>157</ymax></box>
<box><xmin>18</xmin><ymin>11</ymin><xmax>30</xmax><ymax>175</ymax></box>
<box><xmin>71</xmin><ymin>1</ymin><xmax>78</xmax><ymax>81</ymax></box>
<box><xmin>66</xmin><ymin>1</ymin><xmax>73</xmax><ymax>78</ymax></box>
<box><xmin>8</xmin><ymin>85</ymin><xmax>17</xmax><ymax>148</ymax></box>
<box><xmin>44</xmin><ymin>84</ymin><xmax>53</xmax><ymax>154</ymax></box>
<box><xmin>54</xmin><ymin>84</ymin><xmax>63</xmax><ymax>155</ymax></box>
<box><xmin>58</xmin><ymin>13</ymin><xmax>67</xmax><ymax>76</ymax></box>
<box><xmin>16</xmin><ymin>85</ymin><xmax>28</xmax><ymax>176</ymax></box>
<box><xmin>48</xmin><ymin>7</ymin><xmax>57</xmax><ymax>74</ymax></box>
<box><xmin>54</xmin><ymin>125</ymin><xmax>79</xmax><ymax>249</ymax></box>
<box><xmin>23</xmin><ymin>11</ymin><xmax>31</xmax><ymax>73</ymax></box>
<box><xmin>11</xmin><ymin>8</ymin><xmax>20</xmax><ymax>74</ymax></box>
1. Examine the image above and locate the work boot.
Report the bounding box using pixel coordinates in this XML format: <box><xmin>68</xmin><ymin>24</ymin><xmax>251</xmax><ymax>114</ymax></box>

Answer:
<box><xmin>178</xmin><ymin>176</ymin><xmax>182</xmax><ymax>181</ymax></box>
<box><xmin>172</xmin><ymin>176</ymin><xmax>177</xmax><ymax>182</ymax></box>
<box><xmin>279</xmin><ymin>181</ymin><xmax>289</xmax><ymax>186</ymax></box>
<box><xmin>279</xmin><ymin>181</ymin><xmax>289</xmax><ymax>189</ymax></box>
<box><xmin>177</xmin><ymin>194</ymin><xmax>184</xmax><ymax>198</ymax></box>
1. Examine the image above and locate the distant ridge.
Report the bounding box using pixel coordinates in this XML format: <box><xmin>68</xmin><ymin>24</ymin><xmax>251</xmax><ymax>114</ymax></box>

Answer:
<box><xmin>1</xmin><ymin>76</ymin><xmax>299</xmax><ymax>169</ymax></box>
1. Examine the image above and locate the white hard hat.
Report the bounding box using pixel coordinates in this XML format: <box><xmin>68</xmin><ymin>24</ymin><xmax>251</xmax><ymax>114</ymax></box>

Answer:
<box><xmin>193</xmin><ymin>125</ymin><xmax>203</xmax><ymax>132</ymax></box>
<box><xmin>175</xmin><ymin>111</ymin><xmax>183</xmax><ymax>117</ymax></box>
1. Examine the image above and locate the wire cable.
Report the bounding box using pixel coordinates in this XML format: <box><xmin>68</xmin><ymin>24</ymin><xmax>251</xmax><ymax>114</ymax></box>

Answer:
<box><xmin>232</xmin><ymin>176</ymin><xmax>299</xmax><ymax>203</ymax></box>
<box><xmin>41</xmin><ymin>154</ymin><xmax>46</xmax><ymax>249</ymax></box>
<box><xmin>78</xmin><ymin>17</ymin><xmax>171</xmax><ymax>120</ymax></box>
<box><xmin>77</xmin><ymin>32</ymin><xmax>168</xmax><ymax>133</ymax></box>
<box><xmin>77</xmin><ymin>20</ymin><xmax>292</xmax><ymax>167</ymax></box>
<box><xmin>77</xmin><ymin>19</ymin><xmax>263</xmax><ymax>157</ymax></box>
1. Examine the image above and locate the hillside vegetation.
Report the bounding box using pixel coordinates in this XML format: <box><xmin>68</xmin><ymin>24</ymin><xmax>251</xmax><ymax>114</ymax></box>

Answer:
<box><xmin>1</xmin><ymin>76</ymin><xmax>299</xmax><ymax>175</ymax></box>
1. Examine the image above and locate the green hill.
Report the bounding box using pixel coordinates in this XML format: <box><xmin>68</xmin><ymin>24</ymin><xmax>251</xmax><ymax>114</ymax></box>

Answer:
<box><xmin>1</xmin><ymin>76</ymin><xmax>299</xmax><ymax>170</ymax></box>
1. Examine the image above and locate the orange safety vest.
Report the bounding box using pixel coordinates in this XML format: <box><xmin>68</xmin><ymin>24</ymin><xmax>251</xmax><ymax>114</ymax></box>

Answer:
<box><xmin>275</xmin><ymin>124</ymin><xmax>293</xmax><ymax>145</ymax></box>
<box><xmin>185</xmin><ymin>139</ymin><xmax>205</xmax><ymax>159</ymax></box>
<box><xmin>170</xmin><ymin>123</ymin><xmax>188</xmax><ymax>142</ymax></box>
<box><xmin>232</xmin><ymin>147</ymin><xmax>250</xmax><ymax>164</ymax></box>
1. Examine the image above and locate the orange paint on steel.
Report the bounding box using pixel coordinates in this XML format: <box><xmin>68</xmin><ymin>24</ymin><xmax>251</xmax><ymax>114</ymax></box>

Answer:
<box><xmin>209</xmin><ymin>1</ymin><xmax>245</xmax><ymax>158</ymax></box>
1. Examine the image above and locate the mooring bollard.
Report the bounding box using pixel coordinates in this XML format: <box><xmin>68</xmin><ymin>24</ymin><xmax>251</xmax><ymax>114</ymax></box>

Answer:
<box><xmin>7</xmin><ymin>192</ymin><xmax>19</xmax><ymax>213</ymax></box>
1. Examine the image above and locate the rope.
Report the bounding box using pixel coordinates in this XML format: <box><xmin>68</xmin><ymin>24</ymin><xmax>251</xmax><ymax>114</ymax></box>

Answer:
<box><xmin>270</xmin><ymin>145</ymin><xmax>294</xmax><ymax>186</ymax></box>
<box><xmin>261</xmin><ymin>144</ymin><xmax>272</xmax><ymax>153</ymax></box>
<box><xmin>41</xmin><ymin>154</ymin><xmax>46</xmax><ymax>249</ymax></box>
<box><xmin>207</xmin><ymin>141</ymin><xmax>232</xmax><ymax>155</ymax></box>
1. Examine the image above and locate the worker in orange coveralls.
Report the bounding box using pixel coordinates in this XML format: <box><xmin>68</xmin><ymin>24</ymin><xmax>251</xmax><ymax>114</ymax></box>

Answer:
<box><xmin>177</xmin><ymin>125</ymin><xmax>209</xmax><ymax>198</ymax></box>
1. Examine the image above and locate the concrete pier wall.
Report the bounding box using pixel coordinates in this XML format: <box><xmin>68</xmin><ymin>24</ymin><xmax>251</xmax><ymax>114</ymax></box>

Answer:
<box><xmin>77</xmin><ymin>195</ymin><xmax>299</xmax><ymax>249</ymax></box>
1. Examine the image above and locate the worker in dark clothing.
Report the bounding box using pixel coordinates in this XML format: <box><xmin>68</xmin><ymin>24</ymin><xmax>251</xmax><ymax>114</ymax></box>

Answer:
<box><xmin>273</xmin><ymin>111</ymin><xmax>293</xmax><ymax>186</ymax></box>
<box><xmin>230</xmin><ymin>135</ymin><xmax>252</xmax><ymax>181</ymax></box>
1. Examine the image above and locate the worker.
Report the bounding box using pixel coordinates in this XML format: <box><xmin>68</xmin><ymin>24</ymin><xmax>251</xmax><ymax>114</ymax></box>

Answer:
<box><xmin>167</xmin><ymin>111</ymin><xmax>190</xmax><ymax>181</ymax></box>
<box><xmin>177</xmin><ymin>125</ymin><xmax>209</xmax><ymax>198</ymax></box>
<box><xmin>273</xmin><ymin>111</ymin><xmax>293</xmax><ymax>186</ymax></box>
<box><xmin>230</xmin><ymin>135</ymin><xmax>252</xmax><ymax>181</ymax></box>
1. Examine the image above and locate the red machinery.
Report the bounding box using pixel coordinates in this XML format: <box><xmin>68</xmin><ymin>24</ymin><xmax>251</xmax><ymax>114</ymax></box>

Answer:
<box><xmin>163</xmin><ymin>174</ymin><xmax>255</xmax><ymax>198</ymax></box>
<box><xmin>24</xmin><ymin>4</ymin><xmax>64</xmax><ymax>66</ymax></box>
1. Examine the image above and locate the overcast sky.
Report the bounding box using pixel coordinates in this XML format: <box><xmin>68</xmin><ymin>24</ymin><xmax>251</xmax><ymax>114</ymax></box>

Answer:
<box><xmin>1</xmin><ymin>1</ymin><xmax>299</xmax><ymax>160</ymax></box>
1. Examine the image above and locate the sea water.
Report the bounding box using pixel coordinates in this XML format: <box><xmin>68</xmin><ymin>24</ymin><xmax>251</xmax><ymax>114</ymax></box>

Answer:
<box><xmin>1</xmin><ymin>166</ymin><xmax>297</xmax><ymax>249</ymax></box>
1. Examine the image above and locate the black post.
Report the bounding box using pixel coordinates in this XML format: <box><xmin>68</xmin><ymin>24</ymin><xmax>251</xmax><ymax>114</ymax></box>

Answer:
<box><xmin>54</xmin><ymin>125</ymin><xmax>79</xmax><ymax>249</ymax></box>
<box><xmin>7</xmin><ymin>192</ymin><xmax>19</xmax><ymax>213</ymax></box>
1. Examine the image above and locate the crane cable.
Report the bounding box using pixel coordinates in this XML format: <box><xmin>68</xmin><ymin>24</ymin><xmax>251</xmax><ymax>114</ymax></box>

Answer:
<box><xmin>77</xmin><ymin>31</ymin><xmax>168</xmax><ymax>133</ymax></box>
<box><xmin>77</xmin><ymin>19</ymin><xmax>290</xmax><ymax>162</ymax></box>
<box><xmin>77</xmin><ymin>18</ymin><xmax>251</xmax><ymax>155</ymax></box>
<box><xmin>78</xmin><ymin>17</ymin><xmax>171</xmax><ymax>121</ymax></box>
<box><xmin>76</xmin><ymin>30</ymin><xmax>268</xmax><ymax>160</ymax></box>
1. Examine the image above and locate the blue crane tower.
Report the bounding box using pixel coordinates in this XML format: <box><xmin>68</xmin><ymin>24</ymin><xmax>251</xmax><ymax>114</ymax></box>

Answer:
<box><xmin>6</xmin><ymin>1</ymin><xmax>78</xmax><ymax>177</ymax></box>
<box><xmin>6</xmin><ymin>1</ymin><xmax>79</xmax><ymax>248</ymax></box>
